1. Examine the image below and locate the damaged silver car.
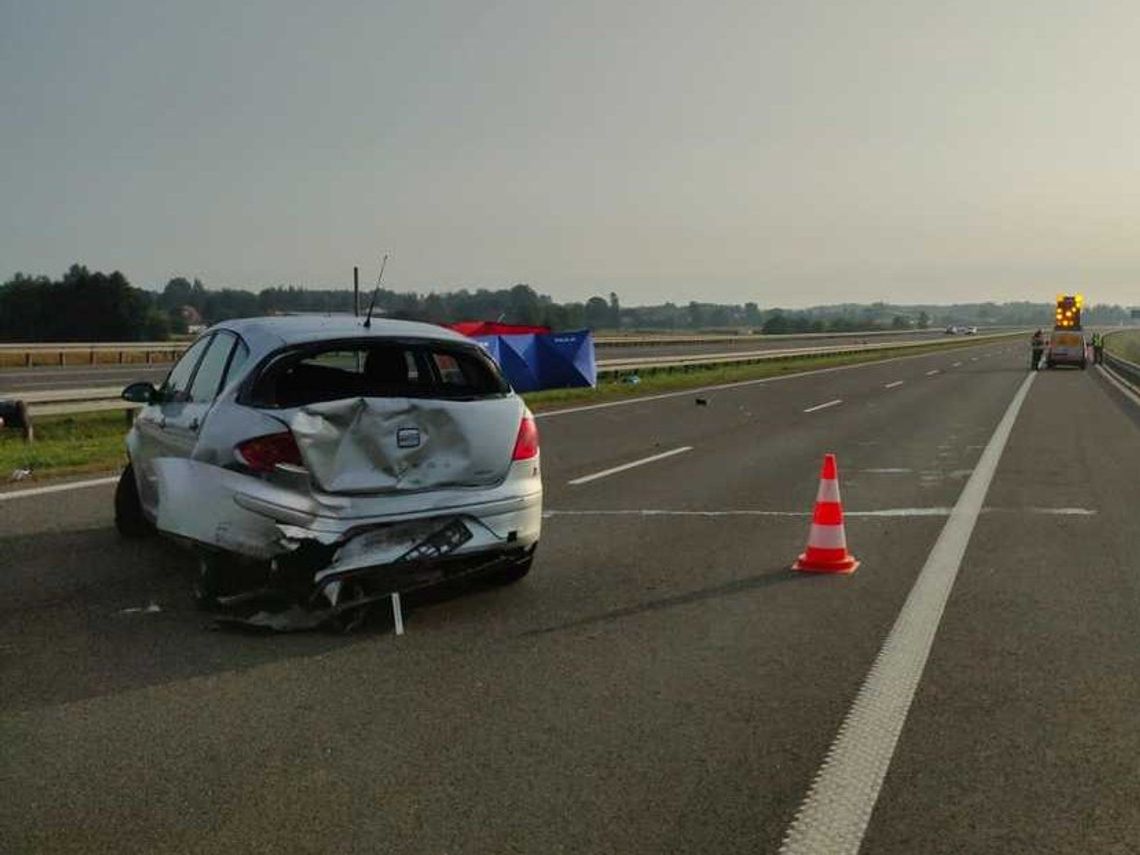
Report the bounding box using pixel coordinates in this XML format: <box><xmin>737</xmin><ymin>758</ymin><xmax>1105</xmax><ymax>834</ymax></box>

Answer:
<box><xmin>115</xmin><ymin>316</ymin><xmax>542</xmax><ymax>628</ymax></box>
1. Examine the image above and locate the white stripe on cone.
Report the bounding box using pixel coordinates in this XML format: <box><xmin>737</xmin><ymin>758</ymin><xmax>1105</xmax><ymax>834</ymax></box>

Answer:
<box><xmin>806</xmin><ymin>523</ymin><xmax>848</xmax><ymax>550</ymax></box>
<box><xmin>816</xmin><ymin>478</ymin><xmax>842</xmax><ymax>503</ymax></box>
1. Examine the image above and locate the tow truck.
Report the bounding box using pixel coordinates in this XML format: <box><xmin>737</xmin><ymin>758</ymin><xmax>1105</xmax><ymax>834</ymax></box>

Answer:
<box><xmin>1044</xmin><ymin>293</ymin><xmax>1087</xmax><ymax>369</ymax></box>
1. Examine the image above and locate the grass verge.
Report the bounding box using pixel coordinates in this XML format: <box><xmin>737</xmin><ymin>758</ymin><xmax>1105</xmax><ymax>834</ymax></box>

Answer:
<box><xmin>523</xmin><ymin>336</ymin><xmax>1021</xmax><ymax>411</ymax></box>
<box><xmin>1</xmin><ymin>335</ymin><xmax>1020</xmax><ymax>482</ymax></box>
<box><xmin>1</xmin><ymin>411</ymin><xmax>128</xmax><ymax>483</ymax></box>
<box><xmin>1105</xmin><ymin>330</ymin><xmax>1140</xmax><ymax>363</ymax></box>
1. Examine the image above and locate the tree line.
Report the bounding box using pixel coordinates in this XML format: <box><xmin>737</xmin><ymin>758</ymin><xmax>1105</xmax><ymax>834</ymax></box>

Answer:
<box><xmin>0</xmin><ymin>264</ymin><xmax>1133</xmax><ymax>342</ymax></box>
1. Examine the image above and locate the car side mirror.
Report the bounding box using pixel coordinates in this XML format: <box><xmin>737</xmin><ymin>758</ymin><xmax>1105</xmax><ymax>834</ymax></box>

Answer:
<box><xmin>122</xmin><ymin>381</ymin><xmax>159</xmax><ymax>404</ymax></box>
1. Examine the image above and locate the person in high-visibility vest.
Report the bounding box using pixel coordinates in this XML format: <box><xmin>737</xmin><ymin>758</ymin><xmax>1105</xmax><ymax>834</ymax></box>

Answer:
<box><xmin>1030</xmin><ymin>329</ymin><xmax>1045</xmax><ymax>370</ymax></box>
<box><xmin>1092</xmin><ymin>332</ymin><xmax>1104</xmax><ymax>364</ymax></box>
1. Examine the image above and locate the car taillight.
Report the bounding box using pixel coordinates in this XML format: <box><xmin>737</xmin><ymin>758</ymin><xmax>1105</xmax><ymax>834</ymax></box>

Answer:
<box><xmin>234</xmin><ymin>431</ymin><xmax>303</xmax><ymax>473</ymax></box>
<box><xmin>512</xmin><ymin>416</ymin><xmax>539</xmax><ymax>461</ymax></box>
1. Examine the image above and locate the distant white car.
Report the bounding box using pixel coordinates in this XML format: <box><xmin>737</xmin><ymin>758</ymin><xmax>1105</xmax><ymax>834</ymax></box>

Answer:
<box><xmin>965</xmin><ymin>326</ymin><xmax>978</xmax><ymax>335</ymax></box>
<box><xmin>115</xmin><ymin>316</ymin><xmax>542</xmax><ymax>626</ymax></box>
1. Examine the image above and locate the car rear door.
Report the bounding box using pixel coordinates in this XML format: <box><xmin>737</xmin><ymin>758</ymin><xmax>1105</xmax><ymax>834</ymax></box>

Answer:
<box><xmin>160</xmin><ymin>330</ymin><xmax>246</xmax><ymax>454</ymax></box>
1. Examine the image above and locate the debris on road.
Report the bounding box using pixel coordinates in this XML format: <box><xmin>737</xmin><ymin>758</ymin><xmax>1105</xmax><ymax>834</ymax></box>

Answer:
<box><xmin>695</xmin><ymin>397</ymin><xmax>709</xmax><ymax>406</ymax></box>
<box><xmin>9</xmin><ymin>468</ymin><xmax>32</xmax><ymax>482</ymax></box>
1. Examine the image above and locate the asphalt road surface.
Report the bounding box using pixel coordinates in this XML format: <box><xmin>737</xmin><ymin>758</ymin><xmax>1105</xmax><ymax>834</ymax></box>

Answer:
<box><xmin>0</xmin><ymin>330</ymin><xmax>956</xmax><ymax>393</ymax></box>
<box><xmin>3</xmin><ymin>340</ymin><xmax>1139</xmax><ymax>854</ymax></box>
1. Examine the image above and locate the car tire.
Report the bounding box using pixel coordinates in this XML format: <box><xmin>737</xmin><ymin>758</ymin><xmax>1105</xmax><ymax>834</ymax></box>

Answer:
<box><xmin>114</xmin><ymin>463</ymin><xmax>153</xmax><ymax>539</ymax></box>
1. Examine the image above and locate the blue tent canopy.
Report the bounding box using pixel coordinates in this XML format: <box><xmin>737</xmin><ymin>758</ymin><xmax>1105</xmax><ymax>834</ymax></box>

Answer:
<box><xmin>472</xmin><ymin>329</ymin><xmax>596</xmax><ymax>393</ymax></box>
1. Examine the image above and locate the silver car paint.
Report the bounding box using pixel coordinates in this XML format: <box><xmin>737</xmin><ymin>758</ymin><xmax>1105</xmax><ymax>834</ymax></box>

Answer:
<box><xmin>130</xmin><ymin>316</ymin><xmax>542</xmax><ymax>578</ymax></box>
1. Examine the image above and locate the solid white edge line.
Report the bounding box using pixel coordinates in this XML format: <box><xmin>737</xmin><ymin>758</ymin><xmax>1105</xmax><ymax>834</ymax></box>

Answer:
<box><xmin>779</xmin><ymin>371</ymin><xmax>1036</xmax><ymax>855</ymax></box>
<box><xmin>568</xmin><ymin>446</ymin><xmax>693</xmax><ymax>486</ymax></box>
<box><xmin>803</xmin><ymin>399</ymin><xmax>842</xmax><ymax>413</ymax></box>
<box><xmin>0</xmin><ymin>475</ymin><xmax>119</xmax><ymax>501</ymax></box>
<box><xmin>884</xmin><ymin>381</ymin><xmax>904</xmax><ymax>389</ymax></box>
<box><xmin>534</xmin><ymin>341</ymin><xmax>1008</xmax><ymax>420</ymax></box>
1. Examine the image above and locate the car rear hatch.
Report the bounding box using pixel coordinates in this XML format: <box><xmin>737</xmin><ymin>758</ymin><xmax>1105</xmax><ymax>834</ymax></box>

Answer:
<box><xmin>247</xmin><ymin>338</ymin><xmax>524</xmax><ymax>495</ymax></box>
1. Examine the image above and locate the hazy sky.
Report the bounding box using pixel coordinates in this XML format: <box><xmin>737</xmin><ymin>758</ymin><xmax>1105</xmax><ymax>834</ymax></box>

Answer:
<box><xmin>3</xmin><ymin>1</ymin><xmax>1139</xmax><ymax>307</ymax></box>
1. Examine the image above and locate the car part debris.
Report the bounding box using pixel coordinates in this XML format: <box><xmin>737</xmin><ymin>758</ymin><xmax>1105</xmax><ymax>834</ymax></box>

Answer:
<box><xmin>9</xmin><ymin>468</ymin><xmax>32</xmax><ymax>482</ymax></box>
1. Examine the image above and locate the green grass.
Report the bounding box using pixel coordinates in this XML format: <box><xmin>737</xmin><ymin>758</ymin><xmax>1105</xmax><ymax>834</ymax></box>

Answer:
<box><xmin>1</xmin><ymin>335</ymin><xmax>1019</xmax><ymax>482</ymax></box>
<box><xmin>1105</xmin><ymin>330</ymin><xmax>1140</xmax><ymax>363</ymax></box>
<box><xmin>0</xmin><ymin>411</ymin><xmax>128</xmax><ymax>482</ymax></box>
<box><xmin>523</xmin><ymin>336</ymin><xmax>1019</xmax><ymax>411</ymax></box>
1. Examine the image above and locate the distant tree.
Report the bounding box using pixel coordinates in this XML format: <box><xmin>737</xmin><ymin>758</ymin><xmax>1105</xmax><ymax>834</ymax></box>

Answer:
<box><xmin>762</xmin><ymin>310</ymin><xmax>789</xmax><ymax>334</ymax></box>
<box><xmin>584</xmin><ymin>296</ymin><xmax>611</xmax><ymax>329</ymax></box>
<box><xmin>508</xmin><ymin>284</ymin><xmax>542</xmax><ymax>325</ymax></box>
<box><xmin>608</xmin><ymin>292</ymin><xmax>621</xmax><ymax>329</ymax></box>
<box><xmin>160</xmin><ymin>277</ymin><xmax>194</xmax><ymax>310</ymax></box>
<box><xmin>743</xmin><ymin>302</ymin><xmax>762</xmax><ymax>326</ymax></box>
<box><xmin>917</xmin><ymin>310</ymin><xmax>930</xmax><ymax>329</ymax></box>
<box><xmin>686</xmin><ymin>301</ymin><xmax>704</xmax><ymax>329</ymax></box>
<box><xmin>891</xmin><ymin>314</ymin><xmax>908</xmax><ymax>329</ymax></box>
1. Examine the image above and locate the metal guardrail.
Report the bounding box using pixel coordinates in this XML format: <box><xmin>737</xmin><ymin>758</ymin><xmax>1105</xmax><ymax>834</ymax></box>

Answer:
<box><xmin>1101</xmin><ymin>330</ymin><xmax>1140</xmax><ymax>392</ymax></box>
<box><xmin>0</xmin><ymin>327</ymin><xmax>1017</xmax><ymax>364</ymax></box>
<box><xmin>4</xmin><ymin>330</ymin><xmax>1025</xmax><ymax>429</ymax></box>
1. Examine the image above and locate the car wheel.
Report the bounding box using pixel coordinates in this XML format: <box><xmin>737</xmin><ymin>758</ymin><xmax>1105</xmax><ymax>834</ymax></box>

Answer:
<box><xmin>114</xmin><ymin>463</ymin><xmax>153</xmax><ymax>539</ymax></box>
<box><xmin>486</xmin><ymin>547</ymin><xmax>536</xmax><ymax>586</ymax></box>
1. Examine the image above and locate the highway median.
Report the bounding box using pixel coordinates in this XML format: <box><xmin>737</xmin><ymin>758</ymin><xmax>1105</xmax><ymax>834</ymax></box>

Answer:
<box><xmin>1</xmin><ymin>333</ymin><xmax>1023</xmax><ymax>483</ymax></box>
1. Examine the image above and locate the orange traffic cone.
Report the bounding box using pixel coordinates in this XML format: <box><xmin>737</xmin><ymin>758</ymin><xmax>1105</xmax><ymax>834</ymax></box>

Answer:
<box><xmin>793</xmin><ymin>453</ymin><xmax>860</xmax><ymax>574</ymax></box>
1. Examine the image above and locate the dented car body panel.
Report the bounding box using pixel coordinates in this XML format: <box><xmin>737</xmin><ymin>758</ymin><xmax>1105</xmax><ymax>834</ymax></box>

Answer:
<box><xmin>126</xmin><ymin>316</ymin><xmax>542</xmax><ymax>610</ymax></box>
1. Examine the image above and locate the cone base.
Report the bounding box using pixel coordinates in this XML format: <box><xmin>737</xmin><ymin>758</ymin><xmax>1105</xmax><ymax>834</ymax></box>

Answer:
<box><xmin>793</xmin><ymin>553</ymin><xmax>859</xmax><ymax>574</ymax></box>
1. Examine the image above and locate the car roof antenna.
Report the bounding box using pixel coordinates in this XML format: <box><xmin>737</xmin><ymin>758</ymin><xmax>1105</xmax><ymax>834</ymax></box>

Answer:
<box><xmin>363</xmin><ymin>254</ymin><xmax>388</xmax><ymax>329</ymax></box>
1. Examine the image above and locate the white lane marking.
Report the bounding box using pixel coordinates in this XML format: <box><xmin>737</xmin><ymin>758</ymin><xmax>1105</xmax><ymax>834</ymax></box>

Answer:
<box><xmin>884</xmin><ymin>381</ymin><xmax>904</xmax><ymax>389</ymax></box>
<box><xmin>803</xmin><ymin>399</ymin><xmax>842</xmax><ymax>413</ymax></box>
<box><xmin>543</xmin><ymin>505</ymin><xmax>1090</xmax><ymax>519</ymax></box>
<box><xmin>0</xmin><ymin>475</ymin><xmax>118</xmax><ymax>501</ymax></box>
<box><xmin>567</xmin><ymin>446</ymin><xmax>693</xmax><ymax>486</ymax></box>
<box><xmin>952</xmin><ymin>361</ymin><xmax>962</xmax><ymax>367</ymax></box>
<box><xmin>970</xmin><ymin>357</ymin><xmax>978</xmax><ymax>361</ymax></box>
<box><xmin>780</xmin><ymin>371</ymin><xmax>1036</xmax><ymax>855</ymax></box>
<box><xmin>925</xmin><ymin>369</ymin><xmax>940</xmax><ymax>376</ymax></box>
<box><xmin>862</xmin><ymin>468</ymin><xmax>912</xmax><ymax>474</ymax></box>
<box><xmin>535</xmin><ymin>344</ymin><xmax>1005</xmax><ymax>420</ymax></box>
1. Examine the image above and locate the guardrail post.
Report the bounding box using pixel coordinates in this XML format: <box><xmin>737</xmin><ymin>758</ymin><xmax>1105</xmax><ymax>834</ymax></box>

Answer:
<box><xmin>58</xmin><ymin>351</ymin><xmax>65</xmax><ymax>367</ymax></box>
<box><xmin>145</xmin><ymin>350</ymin><xmax>151</xmax><ymax>364</ymax></box>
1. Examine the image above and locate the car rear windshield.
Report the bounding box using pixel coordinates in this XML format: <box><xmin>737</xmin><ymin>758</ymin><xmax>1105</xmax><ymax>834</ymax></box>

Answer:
<box><xmin>246</xmin><ymin>340</ymin><xmax>511</xmax><ymax>408</ymax></box>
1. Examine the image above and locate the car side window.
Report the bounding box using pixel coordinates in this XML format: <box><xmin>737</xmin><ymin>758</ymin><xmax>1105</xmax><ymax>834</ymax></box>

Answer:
<box><xmin>162</xmin><ymin>336</ymin><xmax>213</xmax><ymax>403</ymax></box>
<box><xmin>220</xmin><ymin>338</ymin><xmax>251</xmax><ymax>391</ymax></box>
<box><xmin>188</xmin><ymin>332</ymin><xmax>237</xmax><ymax>403</ymax></box>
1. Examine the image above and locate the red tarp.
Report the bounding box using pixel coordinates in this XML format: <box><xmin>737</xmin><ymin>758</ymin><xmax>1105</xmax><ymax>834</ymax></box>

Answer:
<box><xmin>446</xmin><ymin>321</ymin><xmax>551</xmax><ymax>337</ymax></box>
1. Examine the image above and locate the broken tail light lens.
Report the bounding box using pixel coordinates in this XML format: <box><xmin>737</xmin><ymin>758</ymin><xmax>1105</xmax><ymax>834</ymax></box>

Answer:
<box><xmin>511</xmin><ymin>415</ymin><xmax>539</xmax><ymax>461</ymax></box>
<box><xmin>234</xmin><ymin>431</ymin><xmax>303</xmax><ymax>473</ymax></box>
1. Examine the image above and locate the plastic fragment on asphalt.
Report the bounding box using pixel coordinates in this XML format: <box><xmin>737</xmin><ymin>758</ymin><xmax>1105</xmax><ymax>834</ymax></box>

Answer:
<box><xmin>119</xmin><ymin>602</ymin><xmax>162</xmax><ymax>615</ymax></box>
<box><xmin>392</xmin><ymin>593</ymin><xmax>405</xmax><ymax>636</ymax></box>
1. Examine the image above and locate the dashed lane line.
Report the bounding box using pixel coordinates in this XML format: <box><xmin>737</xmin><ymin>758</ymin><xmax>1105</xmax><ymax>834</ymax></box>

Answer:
<box><xmin>567</xmin><ymin>446</ymin><xmax>693</xmax><ymax>486</ymax></box>
<box><xmin>884</xmin><ymin>381</ymin><xmax>904</xmax><ymax>389</ymax></box>
<box><xmin>803</xmin><ymin>399</ymin><xmax>843</xmax><ymax>413</ymax></box>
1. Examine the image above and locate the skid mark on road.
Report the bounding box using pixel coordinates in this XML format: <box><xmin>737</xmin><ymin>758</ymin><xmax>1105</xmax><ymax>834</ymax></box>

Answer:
<box><xmin>520</xmin><ymin>570</ymin><xmax>799</xmax><ymax>638</ymax></box>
